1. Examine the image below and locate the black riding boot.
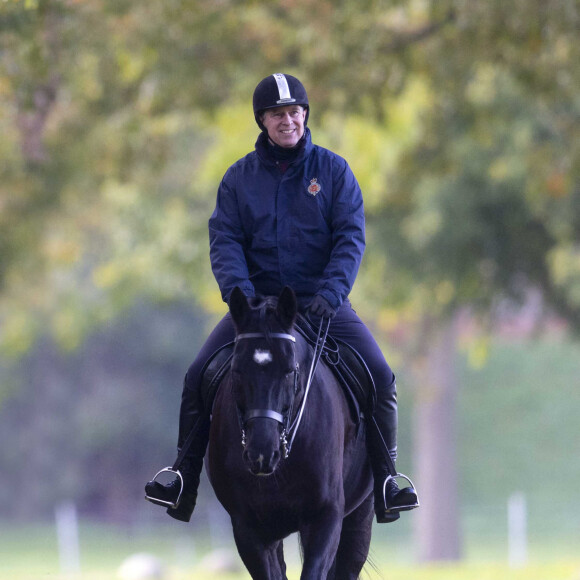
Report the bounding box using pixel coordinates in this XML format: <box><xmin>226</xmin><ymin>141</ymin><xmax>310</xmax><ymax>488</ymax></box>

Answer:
<box><xmin>366</xmin><ymin>377</ymin><xmax>419</xmax><ymax>523</ymax></box>
<box><xmin>144</xmin><ymin>453</ymin><xmax>204</xmax><ymax>522</ymax></box>
<box><xmin>145</xmin><ymin>375</ymin><xmax>210</xmax><ymax>523</ymax></box>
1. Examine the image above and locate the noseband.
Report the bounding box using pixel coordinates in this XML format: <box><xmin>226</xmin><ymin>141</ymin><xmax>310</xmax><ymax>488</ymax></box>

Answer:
<box><xmin>234</xmin><ymin>319</ymin><xmax>330</xmax><ymax>459</ymax></box>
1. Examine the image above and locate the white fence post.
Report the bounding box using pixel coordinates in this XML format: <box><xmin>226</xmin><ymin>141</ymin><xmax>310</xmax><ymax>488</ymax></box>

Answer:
<box><xmin>508</xmin><ymin>492</ymin><xmax>527</xmax><ymax>568</ymax></box>
<box><xmin>55</xmin><ymin>501</ymin><xmax>81</xmax><ymax>574</ymax></box>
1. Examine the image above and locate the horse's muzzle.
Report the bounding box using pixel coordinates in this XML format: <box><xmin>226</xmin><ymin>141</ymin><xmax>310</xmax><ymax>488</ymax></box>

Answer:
<box><xmin>243</xmin><ymin>447</ymin><xmax>281</xmax><ymax>476</ymax></box>
<box><xmin>241</xmin><ymin>416</ymin><xmax>286</xmax><ymax>476</ymax></box>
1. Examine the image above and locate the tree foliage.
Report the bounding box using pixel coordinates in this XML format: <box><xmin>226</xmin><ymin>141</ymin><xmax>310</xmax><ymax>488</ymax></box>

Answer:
<box><xmin>1</xmin><ymin>0</ymin><xmax>579</xmax><ymax>355</ymax></box>
<box><xmin>365</xmin><ymin>1</ymin><xmax>580</xmax><ymax>334</ymax></box>
<box><xmin>1</xmin><ymin>0</ymin><xmax>580</xmax><ymax>543</ymax></box>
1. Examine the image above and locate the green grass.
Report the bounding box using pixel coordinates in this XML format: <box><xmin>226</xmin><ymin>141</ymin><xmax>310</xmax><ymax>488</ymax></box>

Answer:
<box><xmin>3</xmin><ymin>563</ymin><xmax>579</xmax><ymax>580</ymax></box>
<box><xmin>1</xmin><ymin>521</ymin><xmax>579</xmax><ymax>580</ymax></box>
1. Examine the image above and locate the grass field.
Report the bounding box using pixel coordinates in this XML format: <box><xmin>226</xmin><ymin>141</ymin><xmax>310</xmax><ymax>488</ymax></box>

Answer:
<box><xmin>4</xmin><ymin>563</ymin><xmax>580</xmax><ymax>580</ymax></box>
<box><xmin>1</xmin><ymin>519</ymin><xmax>579</xmax><ymax>580</ymax></box>
<box><xmin>3</xmin><ymin>562</ymin><xmax>580</xmax><ymax>580</ymax></box>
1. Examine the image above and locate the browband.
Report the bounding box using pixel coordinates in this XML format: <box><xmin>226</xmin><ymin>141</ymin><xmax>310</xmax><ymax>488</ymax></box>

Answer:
<box><xmin>235</xmin><ymin>332</ymin><xmax>296</xmax><ymax>343</ymax></box>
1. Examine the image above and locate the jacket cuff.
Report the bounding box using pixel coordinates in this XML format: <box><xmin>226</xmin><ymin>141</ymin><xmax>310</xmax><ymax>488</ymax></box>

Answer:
<box><xmin>316</xmin><ymin>287</ymin><xmax>342</xmax><ymax>311</ymax></box>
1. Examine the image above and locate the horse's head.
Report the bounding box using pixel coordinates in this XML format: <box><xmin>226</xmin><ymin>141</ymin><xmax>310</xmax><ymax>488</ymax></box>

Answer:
<box><xmin>229</xmin><ymin>286</ymin><xmax>299</xmax><ymax>476</ymax></box>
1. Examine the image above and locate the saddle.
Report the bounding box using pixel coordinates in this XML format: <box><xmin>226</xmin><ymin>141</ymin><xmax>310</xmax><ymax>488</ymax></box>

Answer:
<box><xmin>294</xmin><ymin>315</ymin><xmax>376</xmax><ymax>422</ymax></box>
<box><xmin>199</xmin><ymin>341</ymin><xmax>235</xmax><ymax>412</ymax></box>
<box><xmin>199</xmin><ymin>316</ymin><xmax>376</xmax><ymax>423</ymax></box>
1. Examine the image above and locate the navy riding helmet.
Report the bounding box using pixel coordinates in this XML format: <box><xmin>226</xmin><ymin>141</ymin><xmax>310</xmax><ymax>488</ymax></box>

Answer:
<box><xmin>253</xmin><ymin>73</ymin><xmax>309</xmax><ymax>130</ymax></box>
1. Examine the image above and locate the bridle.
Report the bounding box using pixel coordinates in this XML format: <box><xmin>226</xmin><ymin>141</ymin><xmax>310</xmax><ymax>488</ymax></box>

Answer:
<box><xmin>235</xmin><ymin>318</ymin><xmax>330</xmax><ymax>459</ymax></box>
<box><xmin>235</xmin><ymin>331</ymin><xmax>297</xmax><ymax>458</ymax></box>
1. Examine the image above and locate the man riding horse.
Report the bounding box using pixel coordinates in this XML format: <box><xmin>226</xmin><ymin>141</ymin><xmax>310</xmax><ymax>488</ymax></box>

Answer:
<box><xmin>145</xmin><ymin>73</ymin><xmax>419</xmax><ymax>524</ymax></box>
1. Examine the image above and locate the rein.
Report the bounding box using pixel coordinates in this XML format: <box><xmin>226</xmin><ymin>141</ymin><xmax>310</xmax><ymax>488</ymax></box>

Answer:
<box><xmin>235</xmin><ymin>317</ymin><xmax>331</xmax><ymax>459</ymax></box>
<box><xmin>286</xmin><ymin>317</ymin><xmax>330</xmax><ymax>455</ymax></box>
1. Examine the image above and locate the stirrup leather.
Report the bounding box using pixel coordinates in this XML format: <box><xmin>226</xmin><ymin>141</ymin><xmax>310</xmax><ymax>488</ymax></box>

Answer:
<box><xmin>144</xmin><ymin>467</ymin><xmax>184</xmax><ymax>509</ymax></box>
<box><xmin>383</xmin><ymin>473</ymin><xmax>420</xmax><ymax>512</ymax></box>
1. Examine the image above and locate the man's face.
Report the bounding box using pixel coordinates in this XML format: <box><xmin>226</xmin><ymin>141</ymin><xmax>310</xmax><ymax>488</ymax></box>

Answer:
<box><xmin>261</xmin><ymin>105</ymin><xmax>307</xmax><ymax>148</ymax></box>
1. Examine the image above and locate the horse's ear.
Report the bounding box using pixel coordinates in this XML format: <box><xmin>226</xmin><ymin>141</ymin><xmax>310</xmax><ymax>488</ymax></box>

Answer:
<box><xmin>229</xmin><ymin>287</ymin><xmax>250</xmax><ymax>329</ymax></box>
<box><xmin>277</xmin><ymin>286</ymin><xmax>297</xmax><ymax>329</ymax></box>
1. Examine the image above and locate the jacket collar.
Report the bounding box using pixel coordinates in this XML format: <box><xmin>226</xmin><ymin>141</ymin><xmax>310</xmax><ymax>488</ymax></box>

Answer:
<box><xmin>255</xmin><ymin>127</ymin><xmax>313</xmax><ymax>166</ymax></box>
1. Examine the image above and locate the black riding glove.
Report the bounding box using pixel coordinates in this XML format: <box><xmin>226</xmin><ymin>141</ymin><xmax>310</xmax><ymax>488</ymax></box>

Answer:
<box><xmin>308</xmin><ymin>295</ymin><xmax>336</xmax><ymax>319</ymax></box>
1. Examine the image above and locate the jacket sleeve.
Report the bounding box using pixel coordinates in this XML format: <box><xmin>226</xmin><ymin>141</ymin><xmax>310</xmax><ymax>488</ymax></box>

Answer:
<box><xmin>315</xmin><ymin>159</ymin><xmax>365</xmax><ymax>309</ymax></box>
<box><xmin>208</xmin><ymin>168</ymin><xmax>256</xmax><ymax>303</ymax></box>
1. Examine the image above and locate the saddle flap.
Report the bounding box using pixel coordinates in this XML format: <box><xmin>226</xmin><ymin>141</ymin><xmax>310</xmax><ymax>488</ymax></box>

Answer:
<box><xmin>294</xmin><ymin>316</ymin><xmax>376</xmax><ymax>421</ymax></box>
<box><xmin>200</xmin><ymin>342</ymin><xmax>234</xmax><ymax>410</ymax></box>
<box><xmin>332</xmin><ymin>339</ymin><xmax>377</xmax><ymax>411</ymax></box>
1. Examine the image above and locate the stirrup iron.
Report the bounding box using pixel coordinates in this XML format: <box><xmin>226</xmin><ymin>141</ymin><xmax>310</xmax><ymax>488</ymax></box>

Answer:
<box><xmin>144</xmin><ymin>467</ymin><xmax>184</xmax><ymax>509</ymax></box>
<box><xmin>383</xmin><ymin>472</ymin><xmax>420</xmax><ymax>512</ymax></box>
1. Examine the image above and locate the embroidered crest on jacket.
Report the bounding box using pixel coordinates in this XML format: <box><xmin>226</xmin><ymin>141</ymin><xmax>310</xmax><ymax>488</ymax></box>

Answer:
<box><xmin>307</xmin><ymin>178</ymin><xmax>321</xmax><ymax>196</ymax></box>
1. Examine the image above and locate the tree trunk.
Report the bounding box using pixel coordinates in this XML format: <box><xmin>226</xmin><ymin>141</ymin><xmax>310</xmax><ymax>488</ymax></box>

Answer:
<box><xmin>413</xmin><ymin>312</ymin><xmax>462</xmax><ymax>562</ymax></box>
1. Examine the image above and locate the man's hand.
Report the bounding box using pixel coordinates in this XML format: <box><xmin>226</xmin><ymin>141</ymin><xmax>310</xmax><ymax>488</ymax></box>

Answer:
<box><xmin>308</xmin><ymin>295</ymin><xmax>336</xmax><ymax>319</ymax></box>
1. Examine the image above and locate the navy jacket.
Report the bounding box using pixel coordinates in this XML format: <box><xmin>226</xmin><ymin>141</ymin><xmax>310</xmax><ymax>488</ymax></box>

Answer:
<box><xmin>209</xmin><ymin>128</ymin><xmax>365</xmax><ymax>310</ymax></box>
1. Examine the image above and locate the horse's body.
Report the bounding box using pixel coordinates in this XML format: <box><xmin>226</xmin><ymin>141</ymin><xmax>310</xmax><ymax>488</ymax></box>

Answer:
<box><xmin>206</xmin><ymin>287</ymin><xmax>374</xmax><ymax>580</ymax></box>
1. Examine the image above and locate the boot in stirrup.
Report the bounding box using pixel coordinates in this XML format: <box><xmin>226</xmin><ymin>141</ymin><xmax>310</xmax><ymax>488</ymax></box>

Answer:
<box><xmin>375</xmin><ymin>473</ymin><xmax>419</xmax><ymax>523</ymax></box>
<box><xmin>367</xmin><ymin>411</ymin><xmax>419</xmax><ymax>522</ymax></box>
<box><xmin>145</xmin><ymin>455</ymin><xmax>202</xmax><ymax>522</ymax></box>
<box><xmin>145</xmin><ymin>468</ymin><xmax>185</xmax><ymax>509</ymax></box>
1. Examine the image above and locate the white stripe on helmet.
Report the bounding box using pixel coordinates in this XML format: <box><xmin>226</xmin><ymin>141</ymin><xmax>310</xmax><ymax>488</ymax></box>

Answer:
<box><xmin>273</xmin><ymin>73</ymin><xmax>296</xmax><ymax>104</ymax></box>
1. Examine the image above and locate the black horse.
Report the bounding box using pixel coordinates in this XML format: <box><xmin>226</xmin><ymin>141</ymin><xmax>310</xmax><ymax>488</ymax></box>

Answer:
<box><xmin>206</xmin><ymin>286</ymin><xmax>374</xmax><ymax>579</ymax></box>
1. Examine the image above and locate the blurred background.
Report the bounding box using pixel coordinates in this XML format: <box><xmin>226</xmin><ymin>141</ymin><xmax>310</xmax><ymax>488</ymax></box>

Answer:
<box><xmin>1</xmin><ymin>1</ymin><xmax>579</xmax><ymax>579</ymax></box>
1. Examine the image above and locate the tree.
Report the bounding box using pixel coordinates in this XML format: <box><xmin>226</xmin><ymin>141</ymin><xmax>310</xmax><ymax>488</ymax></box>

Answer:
<box><xmin>361</xmin><ymin>2</ymin><xmax>580</xmax><ymax>560</ymax></box>
<box><xmin>1</xmin><ymin>0</ymin><xmax>580</xmax><ymax>559</ymax></box>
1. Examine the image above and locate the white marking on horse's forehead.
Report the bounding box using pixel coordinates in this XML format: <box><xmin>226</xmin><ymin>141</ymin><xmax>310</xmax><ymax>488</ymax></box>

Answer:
<box><xmin>253</xmin><ymin>349</ymin><xmax>273</xmax><ymax>365</ymax></box>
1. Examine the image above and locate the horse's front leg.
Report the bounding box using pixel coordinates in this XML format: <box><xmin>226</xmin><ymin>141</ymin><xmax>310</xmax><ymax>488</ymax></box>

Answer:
<box><xmin>329</xmin><ymin>492</ymin><xmax>374</xmax><ymax>580</ymax></box>
<box><xmin>299</xmin><ymin>506</ymin><xmax>344</xmax><ymax>580</ymax></box>
<box><xmin>231</xmin><ymin>519</ymin><xmax>287</xmax><ymax>580</ymax></box>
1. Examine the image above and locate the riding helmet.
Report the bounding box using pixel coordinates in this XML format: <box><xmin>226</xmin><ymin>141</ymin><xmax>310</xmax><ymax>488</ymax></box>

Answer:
<box><xmin>253</xmin><ymin>73</ymin><xmax>309</xmax><ymax>130</ymax></box>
